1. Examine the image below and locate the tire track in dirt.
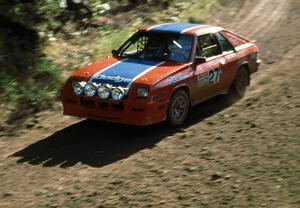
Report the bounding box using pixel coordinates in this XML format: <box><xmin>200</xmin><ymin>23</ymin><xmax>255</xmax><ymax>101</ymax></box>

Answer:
<box><xmin>226</xmin><ymin>0</ymin><xmax>299</xmax><ymax>87</ymax></box>
<box><xmin>234</xmin><ymin>0</ymin><xmax>287</xmax><ymax>37</ymax></box>
<box><xmin>234</xmin><ymin>0</ymin><xmax>270</xmax><ymax>33</ymax></box>
<box><xmin>246</xmin><ymin>0</ymin><xmax>287</xmax><ymax>38</ymax></box>
<box><xmin>231</xmin><ymin>0</ymin><xmax>287</xmax><ymax>35</ymax></box>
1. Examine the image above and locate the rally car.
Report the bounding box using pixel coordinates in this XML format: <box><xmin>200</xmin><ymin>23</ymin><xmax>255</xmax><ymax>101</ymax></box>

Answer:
<box><xmin>61</xmin><ymin>23</ymin><xmax>260</xmax><ymax>126</ymax></box>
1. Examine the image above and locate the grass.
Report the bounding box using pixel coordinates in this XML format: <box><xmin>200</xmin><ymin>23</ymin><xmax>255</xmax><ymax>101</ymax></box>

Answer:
<box><xmin>0</xmin><ymin>59</ymin><xmax>63</xmax><ymax>113</ymax></box>
<box><xmin>93</xmin><ymin>28</ymin><xmax>133</xmax><ymax>59</ymax></box>
<box><xmin>179</xmin><ymin>0</ymin><xmax>217</xmax><ymax>23</ymax></box>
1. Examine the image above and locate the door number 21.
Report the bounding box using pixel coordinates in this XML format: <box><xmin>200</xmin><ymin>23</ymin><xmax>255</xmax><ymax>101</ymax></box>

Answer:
<box><xmin>209</xmin><ymin>68</ymin><xmax>222</xmax><ymax>84</ymax></box>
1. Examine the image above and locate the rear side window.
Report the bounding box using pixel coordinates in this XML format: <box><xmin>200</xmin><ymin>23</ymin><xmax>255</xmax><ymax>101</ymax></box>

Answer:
<box><xmin>221</xmin><ymin>31</ymin><xmax>248</xmax><ymax>47</ymax></box>
<box><xmin>196</xmin><ymin>34</ymin><xmax>221</xmax><ymax>58</ymax></box>
<box><xmin>215</xmin><ymin>32</ymin><xmax>234</xmax><ymax>52</ymax></box>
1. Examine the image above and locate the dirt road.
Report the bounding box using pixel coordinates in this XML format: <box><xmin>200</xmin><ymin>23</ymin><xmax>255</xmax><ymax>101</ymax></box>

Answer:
<box><xmin>0</xmin><ymin>0</ymin><xmax>299</xmax><ymax>207</ymax></box>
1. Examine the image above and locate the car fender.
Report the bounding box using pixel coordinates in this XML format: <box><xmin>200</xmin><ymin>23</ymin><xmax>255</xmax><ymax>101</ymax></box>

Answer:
<box><xmin>172</xmin><ymin>83</ymin><xmax>191</xmax><ymax>98</ymax></box>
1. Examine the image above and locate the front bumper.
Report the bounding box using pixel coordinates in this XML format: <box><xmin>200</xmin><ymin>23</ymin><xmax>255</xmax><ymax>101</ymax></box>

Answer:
<box><xmin>62</xmin><ymin>96</ymin><xmax>169</xmax><ymax>126</ymax></box>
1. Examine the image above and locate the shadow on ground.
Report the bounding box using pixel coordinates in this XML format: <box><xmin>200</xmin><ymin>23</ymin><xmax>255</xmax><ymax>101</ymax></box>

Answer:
<box><xmin>11</xmin><ymin>95</ymin><xmax>236</xmax><ymax>168</ymax></box>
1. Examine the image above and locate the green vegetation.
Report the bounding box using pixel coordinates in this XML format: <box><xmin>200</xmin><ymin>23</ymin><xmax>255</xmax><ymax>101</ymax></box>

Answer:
<box><xmin>181</xmin><ymin>0</ymin><xmax>217</xmax><ymax>23</ymax></box>
<box><xmin>93</xmin><ymin>29</ymin><xmax>132</xmax><ymax>60</ymax></box>
<box><xmin>0</xmin><ymin>59</ymin><xmax>62</xmax><ymax>111</ymax></box>
<box><xmin>0</xmin><ymin>0</ymin><xmax>219</xmax><ymax>118</ymax></box>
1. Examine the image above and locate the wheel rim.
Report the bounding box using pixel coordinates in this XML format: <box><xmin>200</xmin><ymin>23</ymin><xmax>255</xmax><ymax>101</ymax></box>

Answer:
<box><xmin>236</xmin><ymin>69</ymin><xmax>248</xmax><ymax>96</ymax></box>
<box><xmin>171</xmin><ymin>95</ymin><xmax>187</xmax><ymax>122</ymax></box>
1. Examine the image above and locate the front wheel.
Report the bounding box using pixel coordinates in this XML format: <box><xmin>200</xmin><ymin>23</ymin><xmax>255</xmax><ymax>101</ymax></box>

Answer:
<box><xmin>167</xmin><ymin>90</ymin><xmax>190</xmax><ymax>126</ymax></box>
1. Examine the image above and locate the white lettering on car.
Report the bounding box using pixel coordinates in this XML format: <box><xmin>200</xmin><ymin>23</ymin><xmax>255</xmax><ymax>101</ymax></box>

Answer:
<box><xmin>95</xmin><ymin>74</ymin><xmax>132</xmax><ymax>83</ymax></box>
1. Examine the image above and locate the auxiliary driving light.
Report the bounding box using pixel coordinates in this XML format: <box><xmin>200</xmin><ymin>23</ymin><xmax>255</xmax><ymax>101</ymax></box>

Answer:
<box><xmin>111</xmin><ymin>87</ymin><xmax>125</xmax><ymax>100</ymax></box>
<box><xmin>98</xmin><ymin>84</ymin><xmax>111</xmax><ymax>99</ymax></box>
<box><xmin>72</xmin><ymin>80</ymin><xmax>86</xmax><ymax>96</ymax></box>
<box><xmin>83</xmin><ymin>83</ymin><xmax>97</xmax><ymax>97</ymax></box>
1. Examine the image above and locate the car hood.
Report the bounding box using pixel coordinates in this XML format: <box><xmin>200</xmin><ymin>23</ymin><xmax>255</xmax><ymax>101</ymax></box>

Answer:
<box><xmin>72</xmin><ymin>56</ymin><xmax>191</xmax><ymax>88</ymax></box>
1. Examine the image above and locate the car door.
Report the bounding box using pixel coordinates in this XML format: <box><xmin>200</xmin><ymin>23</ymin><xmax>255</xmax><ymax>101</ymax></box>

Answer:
<box><xmin>194</xmin><ymin>33</ymin><xmax>225</xmax><ymax>102</ymax></box>
<box><xmin>214</xmin><ymin>32</ymin><xmax>239</xmax><ymax>91</ymax></box>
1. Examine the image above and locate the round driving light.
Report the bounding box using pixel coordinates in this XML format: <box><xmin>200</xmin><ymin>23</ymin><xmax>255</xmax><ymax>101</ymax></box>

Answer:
<box><xmin>111</xmin><ymin>87</ymin><xmax>125</xmax><ymax>100</ymax></box>
<box><xmin>83</xmin><ymin>83</ymin><xmax>97</xmax><ymax>97</ymax></box>
<box><xmin>72</xmin><ymin>80</ymin><xmax>86</xmax><ymax>96</ymax></box>
<box><xmin>98</xmin><ymin>84</ymin><xmax>111</xmax><ymax>99</ymax></box>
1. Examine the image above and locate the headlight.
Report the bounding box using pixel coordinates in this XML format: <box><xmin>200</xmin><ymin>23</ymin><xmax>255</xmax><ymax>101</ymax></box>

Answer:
<box><xmin>72</xmin><ymin>80</ymin><xmax>86</xmax><ymax>96</ymax></box>
<box><xmin>83</xmin><ymin>83</ymin><xmax>97</xmax><ymax>97</ymax></box>
<box><xmin>111</xmin><ymin>87</ymin><xmax>125</xmax><ymax>100</ymax></box>
<box><xmin>98</xmin><ymin>84</ymin><xmax>111</xmax><ymax>99</ymax></box>
<box><xmin>136</xmin><ymin>87</ymin><xmax>149</xmax><ymax>98</ymax></box>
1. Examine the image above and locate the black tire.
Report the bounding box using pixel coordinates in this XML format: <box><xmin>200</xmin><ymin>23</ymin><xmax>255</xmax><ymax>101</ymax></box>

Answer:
<box><xmin>229</xmin><ymin>66</ymin><xmax>250</xmax><ymax>98</ymax></box>
<box><xmin>167</xmin><ymin>89</ymin><xmax>190</xmax><ymax>126</ymax></box>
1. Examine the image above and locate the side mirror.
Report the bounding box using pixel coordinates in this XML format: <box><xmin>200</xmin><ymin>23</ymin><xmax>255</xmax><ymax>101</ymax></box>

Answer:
<box><xmin>112</xmin><ymin>49</ymin><xmax>119</xmax><ymax>57</ymax></box>
<box><xmin>194</xmin><ymin>56</ymin><xmax>206</xmax><ymax>64</ymax></box>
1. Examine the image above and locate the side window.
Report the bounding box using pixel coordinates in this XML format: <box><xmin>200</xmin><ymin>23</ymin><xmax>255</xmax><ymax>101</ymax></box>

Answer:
<box><xmin>196</xmin><ymin>34</ymin><xmax>221</xmax><ymax>58</ymax></box>
<box><xmin>215</xmin><ymin>32</ymin><xmax>234</xmax><ymax>52</ymax></box>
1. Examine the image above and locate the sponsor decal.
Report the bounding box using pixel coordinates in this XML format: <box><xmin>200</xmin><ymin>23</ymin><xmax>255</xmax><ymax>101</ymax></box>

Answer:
<box><xmin>167</xmin><ymin>67</ymin><xmax>193</xmax><ymax>85</ymax></box>
<box><xmin>153</xmin><ymin>92</ymin><xmax>167</xmax><ymax>102</ymax></box>
<box><xmin>197</xmin><ymin>68</ymin><xmax>222</xmax><ymax>87</ymax></box>
<box><xmin>167</xmin><ymin>72</ymin><xmax>191</xmax><ymax>85</ymax></box>
<box><xmin>95</xmin><ymin>74</ymin><xmax>132</xmax><ymax>83</ymax></box>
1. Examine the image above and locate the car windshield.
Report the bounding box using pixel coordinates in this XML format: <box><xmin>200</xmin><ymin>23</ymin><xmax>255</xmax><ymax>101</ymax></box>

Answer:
<box><xmin>117</xmin><ymin>32</ymin><xmax>194</xmax><ymax>63</ymax></box>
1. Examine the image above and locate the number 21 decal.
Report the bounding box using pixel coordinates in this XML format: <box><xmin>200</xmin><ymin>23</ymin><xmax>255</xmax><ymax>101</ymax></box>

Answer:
<box><xmin>209</xmin><ymin>68</ymin><xmax>221</xmax><ymax>84</ymax></box>
<box><xmin>197</xmin><ymin>68</ymin><xmax>222</xmax><ymax>87</ymax></box>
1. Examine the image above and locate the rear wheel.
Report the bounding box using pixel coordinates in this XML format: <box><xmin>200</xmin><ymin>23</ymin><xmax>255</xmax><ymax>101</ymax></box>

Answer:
<box><xmin>229</xmin><ymin>66</ymin><xmax>250</xmax><ymax>98</ymax></box>
<box><xmin>167</xmin><ymin>90</ymin><xmax>190</xmax><ymax>126</ymax></box>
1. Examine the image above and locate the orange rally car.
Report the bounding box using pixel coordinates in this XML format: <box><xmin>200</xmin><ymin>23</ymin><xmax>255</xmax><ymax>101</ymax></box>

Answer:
<box><xmin>61</xmin><ymin>23</ymin><xmax>261</xmax><ymax>126</ymax></box>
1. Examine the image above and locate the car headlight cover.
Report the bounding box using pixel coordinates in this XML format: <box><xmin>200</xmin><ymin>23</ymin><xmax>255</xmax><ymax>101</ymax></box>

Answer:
<box><xmin>84</xmin><ymin>83</ymin><xmax>97</xmax><ymax>97</ymax></box>
<box><xmin>111</xmin><ymin>87</ymin><xmax>125</xmax><ymax>100</ymax></box>
<box><xmin>137</xmin><ymin>87</ymin><xmax>149</xmax><ymax>98</ymax></box>
<box><xmin>98</xmin><ymin>84</ymin><xmax>111</xmax><ymax>99</ymax></box>
<box><xmin>72</xmin><ymin>80</ymin><xmax>86</xmax><ymax>96</ymax></box>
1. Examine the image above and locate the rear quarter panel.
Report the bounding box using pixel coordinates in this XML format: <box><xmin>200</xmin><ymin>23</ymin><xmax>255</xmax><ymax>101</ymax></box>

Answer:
<box><xmin>223</xmin><ymin>44</ymin><xmax>259</xmax><ymax>91</ymax></box>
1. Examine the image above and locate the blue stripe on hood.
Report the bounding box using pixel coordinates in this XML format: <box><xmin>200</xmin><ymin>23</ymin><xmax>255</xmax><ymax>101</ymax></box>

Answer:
<box><xmin>90</xmin><ymin>59</ymin><xmax>163</xmax><ymax>88</ymax></box>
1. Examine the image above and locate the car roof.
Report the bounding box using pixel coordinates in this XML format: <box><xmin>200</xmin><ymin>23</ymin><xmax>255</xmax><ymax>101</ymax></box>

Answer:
<box><xmin>139</xmin><ymin>23</ymin><xmax>223</xmax><ymax>35</ymax></box>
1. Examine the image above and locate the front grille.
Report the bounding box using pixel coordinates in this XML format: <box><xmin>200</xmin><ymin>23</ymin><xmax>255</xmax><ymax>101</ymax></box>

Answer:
<box><xmin>80</xmin><ymin>99</ymin><xmax>96</xmax><ymax>108</ymax></box>
<box><xmin>132</xmin><ymin>107</ymin><xmax>144</xmax><ymax>112</ymax></box>
<box><xmin>85</xmin><ymin>114</ymin><xmax>121</xmax><ymax>121</ymax></box>
<box><xmin>112</xmin><ymin>103</ymin><xmax>124</xmax><ymax>111</ymax></box>
<box><xmin>98</xmin><ymin>102</ymin><xmax>109</xmax><ymax>110</ymax></box>
<box><xmin>80</xmin><ymin>98</ymin><xmax>124</xmax><ymax>112</ymax></box>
